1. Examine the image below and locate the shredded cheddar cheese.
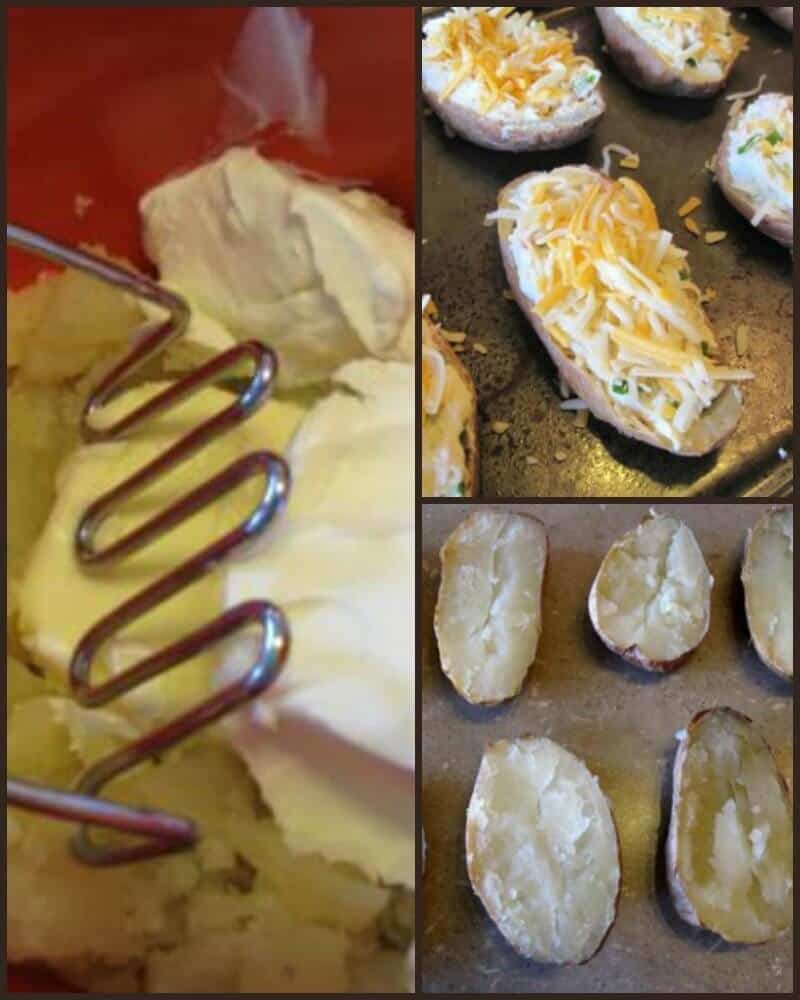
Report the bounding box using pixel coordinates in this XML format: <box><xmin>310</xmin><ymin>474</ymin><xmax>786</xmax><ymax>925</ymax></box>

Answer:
<box><xmin>422</xmin><ymin>7</ymin><xmax>602</xmax><ymax>116</ymax></box>
<box><xmin>488</xmin><ymin>165</ymin><xmax>752</xmax><ymax>450</ymax></box>
<box><xmin>678</xmin><ymin>196</ymin><xmax>702</xmax><ymax>218</ymax></box>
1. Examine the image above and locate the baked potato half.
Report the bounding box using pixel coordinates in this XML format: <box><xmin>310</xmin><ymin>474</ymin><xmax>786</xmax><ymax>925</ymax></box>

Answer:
<box><xmin>492</xmin><ymin>165</ymin><xmax>749</xmax><ymax>456</ymax></box>
<box><xmin>434</xmin><ymin>511</ymin><xmax>546</xmax><ymax>705</ymax></box>
<box><xmin>588</xmin><ymin>512</ymin><xmax>712</xmax><ymax>672</ymax></box>
<box><xmin>422</xmin><ymin>7</ymin><xmax>605</xmax><ymax>152</ymax></box>
<box><xmin>742</xmin><ymin>507</ymin><xmax>793</xmax><ymax>680</ymax></box>
<box><xmin>715</xmin><ymin>92</ymin><xmax>793</xmax><ymax>249</ymax></box>
<box><xmin>667</xmin><ymin>708</ymin><xmax>793</xmax><ymax>944</ymax></box>
<box><xmin>466</xmin><ymin>737</ymin><xmax>621</xmax><ymax>965</ymax></box>
<box><xmin>595</xmin><ymin>7</ymin><xmax>748</xmax><ymax>98</ymax></box>
<box><xmin>762</xmin><ymin>7</ymin><xmax>793</xmax><ymax>32</ymax></box>
<box><xmin>422</xmin><ymin>300</ymin><xmax>478</xmax><ymax>498</ymax></box>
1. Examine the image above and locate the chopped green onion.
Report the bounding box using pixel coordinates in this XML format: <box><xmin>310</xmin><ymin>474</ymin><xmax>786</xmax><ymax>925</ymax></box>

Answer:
<box><xmin>765</xmin><ymin>130</ymin><xmax>783</xmax><ymax>146</ymax></box>
<box><xmin>572</xmin><ymin>70</ymin><xmax>600</xmax><ymax>97</ymax></box>
<box><xmin>679</xmin><ymin>268</ymin><xmax>690</xmax><ymax>280</ymax></box>
<box><xmin>701</xmin><ymin>341</ymin><xmax>711</xmax><ymax>358</ymax></box>
<box><xmin>737</xmin><ymin>134</ymin><xmax>762</xmax><ymax>154</ymax></box>
<box><xmin>685</xmin><ymin>57</ymin><xmax>697</xmax><ymax>68</ymax></box>
<box><xmin>611</xmin><ymin>378</ymin><xmax>629</xmax><ymax>396</ymax></box>
<box><xmin>669</xmin><ymin>399</ymin><xmax>680</xmax><ymax>409</ymax></box>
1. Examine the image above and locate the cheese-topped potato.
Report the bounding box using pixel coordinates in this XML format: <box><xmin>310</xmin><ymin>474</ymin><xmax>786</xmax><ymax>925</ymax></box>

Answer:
<box><xmin>490</xmin><ymin>166</ymin><xmax>752</xmax><ymax>455</ymax></box>
<box><xmin>589</xmin><ymin>513</ymin><xmax>712</xmax><ymax>672</ymax></box>
<box><xmin>762</xmin><ymin>7</ymin><xmax>792</xmax><ymax>32</ymax></box>
<box><xmin>742</xmin><ymin>507</ymin><xmax>793</xmax><ymax>680</ymax></box>
<box><xmin>435</xmin><ymin>511</ymin><xmax>546</xmax><ymax>704</ymax></box>
<box><xmin>466</xmin><ymin>737</ymin><xmax>621</xmax><ymax>964</ymax></box>
<box><xmin>715</xmin><ymin>93</ymin><xmax>793</xmax><ymax>249</ymax></box>
<box><xmin>422</xmin><ymin>7</ymin><xmax>605</xmax><ymax>152</ymax></box>
<box><xmin>422</xmin><ymin>298</ymin><xmax>478</xmax><ymax>498</ymax></box>
<box><xmin>667</xmin><ymin>709</ymin><xmax>793</xmax><ymax>944</ymax></box>
<box><xmin>596</xmin><ymin>7</ymin><xmax>748</xmax><ymax>98</ymax></box>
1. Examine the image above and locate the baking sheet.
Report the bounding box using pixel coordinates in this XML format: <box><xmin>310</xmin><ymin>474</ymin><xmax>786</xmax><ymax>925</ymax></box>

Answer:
<box><xmin>421</xmin><ymin>502</ymin><xmax>793</xmax><ymax>994</ymax></box>
<box><xmin>421</xmin><ymin>7</ymin><xmax>793</xmax><ymax>497</ymax></box>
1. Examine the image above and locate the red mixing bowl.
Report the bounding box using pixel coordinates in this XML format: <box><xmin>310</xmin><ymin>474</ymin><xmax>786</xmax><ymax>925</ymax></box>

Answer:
<box><xmin>6</xmin><ymin>5</ymin><xmax>414</xmax><ymax>992</ymax></box>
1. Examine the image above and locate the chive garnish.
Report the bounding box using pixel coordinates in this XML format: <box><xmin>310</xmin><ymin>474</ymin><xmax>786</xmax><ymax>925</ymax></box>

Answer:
<box><xmin>737</xmin><ymin>134</ymin><xmax>762</xmax><ymax>154</ymax></box>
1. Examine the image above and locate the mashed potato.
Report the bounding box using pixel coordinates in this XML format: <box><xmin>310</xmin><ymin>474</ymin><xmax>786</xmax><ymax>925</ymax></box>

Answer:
<box><xmin>6</xmin><ymin>266</ymin><xmax>413</xmax><ymax>993</ymax></box>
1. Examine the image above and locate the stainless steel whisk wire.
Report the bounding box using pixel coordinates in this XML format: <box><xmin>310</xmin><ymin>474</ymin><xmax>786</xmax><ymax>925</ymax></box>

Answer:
<box><xmin>6</xmin><ymin>223</ymin><xmax>291</xmax><ymax>865</ymax></box>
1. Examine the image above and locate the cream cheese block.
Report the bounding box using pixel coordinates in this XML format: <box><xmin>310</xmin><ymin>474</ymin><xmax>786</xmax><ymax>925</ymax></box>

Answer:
<box><xmin>219</xmin><ymin>359</ymin><xmax>415</xmax><ymax>885</ymax></box>
<box><xmin>139</xmin><ymin>148</ymin><xmax>414</xmax><ymax>388</ymax></box>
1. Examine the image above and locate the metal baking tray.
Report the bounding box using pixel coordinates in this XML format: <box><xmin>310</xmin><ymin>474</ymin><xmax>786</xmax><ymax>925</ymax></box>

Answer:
<box><xmin>421</xmin><ymin>7</ymin><xmax>793</xmax><ymax>497</ymax></box>
<box><xmin>420</xmin><ymin>501</ymin><xmax>793</xmax><ymax>994</ymax></box>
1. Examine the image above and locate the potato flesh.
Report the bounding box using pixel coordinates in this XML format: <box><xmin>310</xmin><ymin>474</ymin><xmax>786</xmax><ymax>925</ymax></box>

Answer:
<box><xmin>7</xmin><ymin>265</ymin><xmax>143</xmax><ymax>383</ymax></box>
<box><xmin>436</xmin><ymin>512</ymin><xmax>545</xmax><ymax>702</ymax></box>
<box><xmin>594</xmin><ymin>516</ymin><xmax>710</xmax><ymax>664</ymax></box>
<box><xmin>7</xmin><ymin>694</ymin><xmax>403</xmax><ymax>990</ymax></box>
<box><xmin>467</xmin><ymin>738</ymin><xmax>619</xmax><ymax>964</ymax></box>
<box><xmin>676</xmin><ymin>712</ymin><xmax>792</xmax><ymax>942</ymax></box>
<box><xmin>743</xmin><ymin>509</ymin><xmax>793</xmax><ymax>677</ymax></box>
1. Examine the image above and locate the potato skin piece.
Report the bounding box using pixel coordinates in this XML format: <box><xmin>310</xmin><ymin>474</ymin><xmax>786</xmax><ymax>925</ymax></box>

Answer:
<box><xmin>423</xmin><ymin>83</ymin><xmax>605</xmax><ymax>153</ymax></box>
<box><xmin>587</xmin><ymin>514</ymin><xmax>711</xmax><ymax>672</ymax></box>
<box><xmin>595</xmin><ymin>7</ymin><xmax>737</xmax><ymax>98</ymax></box>
<box><xmin>714</xmin><ymin>102</ymin><xmax>793</xmax><ymax>249</ymax></box>
<box><xmin>666</xmin><ymin>707</ymin><xmax>793</xmax><ymax>943</ymax></box>
<box><xmin>763</xmin><ymin>7</ymin><xmax>793</xmax><ymax>31</ymax></box>
<box><xmin>422</xmin><ymin>315</ymin><xmax>479</xmax><ymax>497</ymax></box>
<box><xmin>741</xmin><ymin>507</ymin><xmax>793</xmax><ymax>679</ymax></box>
<box><xmin>434</xmin><ymin>512</ymin><xmax>547</xmax><ymax>706</ymax></box>
<box><xmin>497</xmin><ymin>169</ymin><xmax>743</xmax><ymax>456</ymax></box>
<box><xmin>465</xmin><ymin>736</ymin><xmax>622</xmax><ymax>964</ymax></box>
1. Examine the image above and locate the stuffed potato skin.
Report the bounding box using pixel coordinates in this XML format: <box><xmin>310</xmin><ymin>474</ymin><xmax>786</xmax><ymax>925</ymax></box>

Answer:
<box><xmin>422</xmin><ymin>313</ymin><xmax>479</xmax><ymax>498</ymax></box>
<box><xmin>763</xmin><ymin>7</ymin><xmax>793</xmax><ymax>32</ymax></box>
<box><xmin>496</xmin><ymin>169</ymin><xmax>743</xmax><ymax>456</ymax></box>
<box><xmin>595</xmin><ymin>7</ymin><xmax>742</xmax><ymax>98</ymax></box>
<box><xmin>422</xmin><ymin>7</ymin><xmax>605</xmax><ymax>153</ymax></box>
<box><xmin>714</xmin><ymin>94</ymin><xmax>793</xmax><ymax>249</ymax></box>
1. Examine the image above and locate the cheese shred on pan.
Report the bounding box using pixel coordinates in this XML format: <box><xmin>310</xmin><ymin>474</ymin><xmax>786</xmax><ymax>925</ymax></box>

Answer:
<box><xmin>490</xmin><ymin>166</ymin><xmax>752</xmax><ymax>450</ymax></box>
<box><xmin>424</xmin><ymin>6</ymin><xmax>601</xmax><ymax>115</ymax></box>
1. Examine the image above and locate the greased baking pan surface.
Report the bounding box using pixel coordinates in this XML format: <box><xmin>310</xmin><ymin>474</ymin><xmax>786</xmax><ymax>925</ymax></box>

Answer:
<box><xmin>421</xmin><ymin>502</ymin><xmax>793</xmax><ymax>994</ymax></box>
<box><xmin>421</xmin><ymin>8</ymin><xmax>793</xmax><ymax>497</ymax></box>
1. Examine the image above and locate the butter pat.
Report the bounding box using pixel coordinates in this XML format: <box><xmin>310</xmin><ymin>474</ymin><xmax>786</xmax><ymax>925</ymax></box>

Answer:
<box><xmin>18</xmin><ymin>383</ymin><xmax>304</xmax><ymax>723</ymax></box>
<box><xmin>220</xmin><ymin>360</ymin><xmax>414</xmax><ymax>885</ymax></box>
<box><xmin>140</xmin><ymin>149</ymin><xmax>414</xmax><ymax>388</ymax></box>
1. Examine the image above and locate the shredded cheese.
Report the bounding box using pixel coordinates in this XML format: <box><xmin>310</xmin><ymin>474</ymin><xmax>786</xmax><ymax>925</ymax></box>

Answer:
<box><xmin>600</xmin><ymin>143</ymin><xmax>636</xmax><ymax>176</ymax></box>
<box><xmin>422</xmin><ymin>7</ymin><xmax>602</xmax><ymax>117</ymax></box>
<box><xmin>726</xmin><ymin>73</ymin><xmax>767</xmax><ymax>102</ymax></box>
<box><xmin>678</xmin><ymin>196</ymin><xmax>702</xmax><ymax>218</ymax></box>
<box><xmin>684</xmin><ymin>216</ymin><xmax>701</xmax><ymax>237</ymax></box>
<box><xmin>490</xmin><ymin>165</ymin><xmax>752</xmax><ymax>449</ymax></box>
